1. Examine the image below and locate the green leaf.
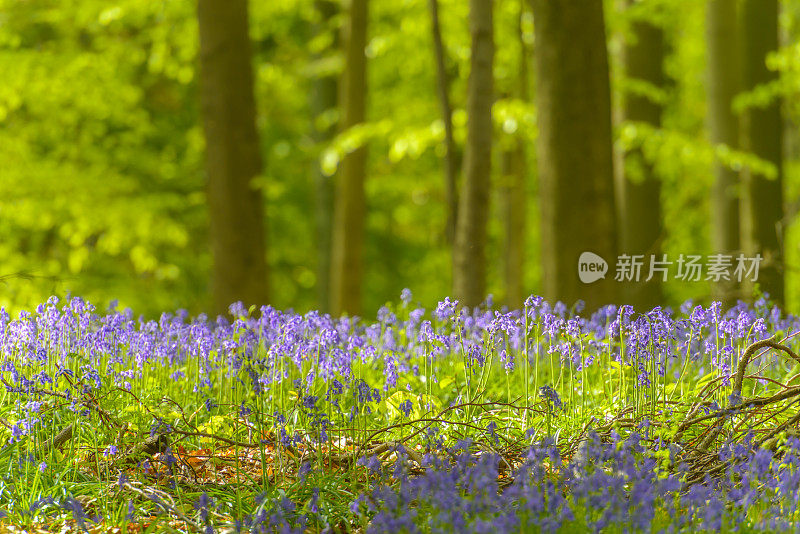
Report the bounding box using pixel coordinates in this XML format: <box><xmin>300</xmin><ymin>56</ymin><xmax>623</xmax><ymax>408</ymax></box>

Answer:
<box><xmin>384</xmin><ymin>390</ymin><xmax>415</xmax><ymax>421</ymax></box>
<box><xmin>438</xmin><ymin>376</ymin><xmax>454</xmax><ymax>391</ymax></box>
<box><xmin>694</xmin><ymin>373</ymin><xmax>715</xmax><ymax>396</ymax></box>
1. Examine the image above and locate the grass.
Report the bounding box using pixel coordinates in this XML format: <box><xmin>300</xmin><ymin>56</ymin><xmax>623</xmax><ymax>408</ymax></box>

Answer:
<box><xmin>0</xmin><ymin>295</ymin><xmax>799</xmax><ymax>532</ymax></box>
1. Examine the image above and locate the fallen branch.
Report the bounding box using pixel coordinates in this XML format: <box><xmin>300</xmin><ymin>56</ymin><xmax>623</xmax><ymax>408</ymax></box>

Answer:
<box><xmin>39</xmin><ymin>424</ymin><xmax>74</xmax><ymax>458</ymax></box>
<box><xmin>112</xmin><ymin>432</ymin><xmax>170</xmax><ymax>469</ymax></box>
<box><xmin>674</xmin><ymin>334</ymin><xmax>800</xmax><ymax>484</ymax></box>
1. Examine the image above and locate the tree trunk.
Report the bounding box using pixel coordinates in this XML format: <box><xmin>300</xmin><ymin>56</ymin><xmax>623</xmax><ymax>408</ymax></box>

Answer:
<box><xmin>740</xmin><ymin>0</ymin><xmax>784</xmax><ymax>305</ymax></box>
<box><xmin>428</xmin><ymin>0</ymin><xmax>459</xmax><ymax>245</ymax></box>
<box><xmin>706</xmin><ymin>0</ymin><xmax>740</xmax><ymax>303</ymax></box>
<box><xmin>452</xmin><ymin>0</ymin><xmax>493</xmax><ymax>309</ymax></box>
<box><xmin>501</xmin><ymin>140</ymin><xmax>526</xmax><ymax>310</ymax></box>
<box><xmin>617</xmin><ymin>2</ymin><xmax>664</xmax><ymax>311</ymax></box>
<box><xmin>310</xmin><ymin>0</ymin><xmax>339</xmax><ymax>313</ymax></box>
<box><xmin>532</xmin><ymin>0</ymin><xmax>617</xmax><ymax>312</ymax></box>
<box><xmin>330</xmin><ymin>0</ymin><xmax>368</xmax><ymax>316</ymax></box>
<box><xmin>197</xmin><ymin>0</ymin><xmax>268</xmax><ymax>316</ymax></box>
<box><xmin>501</xmin><ymin>5</ymin><xmax>529</xmax><ymax>310</ymax></box>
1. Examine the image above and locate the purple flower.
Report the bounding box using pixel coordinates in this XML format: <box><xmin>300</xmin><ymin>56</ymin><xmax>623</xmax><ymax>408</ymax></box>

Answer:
<box><xmin>228</xmin><ymin>301</ymin><xmax>248</xmax><ymax>318</ymax></box>
<box><xmin>434</xmin><ymin>297</ymin><xmax>459</xmax><ymax>322</ymax></box>
<box><xmin>753</xmin><ymin>318</ymin><xmax>768</xmax><ymax>338</ymax></box>
<box><xmin>194</xmin><ymin>492</ymin><xmax>214</xmax><ymax>523</ymax></box>
<box><xmin>400</xmin><ymin>288</ymin><xmax>412</xmax><ymax>306</ymax></box>
<box><xmin>399</xmin><ymin>400</ymin><xmax>413</xmax><ymax>418</ymax></box>
<box><xmin>525</xmin><ymin>295</ymin><xmax>543</xmax><ymax>309</ymax></box>
<box><xmin>309</xmin><ymin>487</ymin><xmax>319</xmax><ymax>514</ymax></box>
<box><xmin>61</xmin><ymin>498</ymin><xmax>88</xmax><ymax>531</ymax></box>
<box><xmin>539</xmin><ymin>385</ymin><xmax>563</xmax><ymax>411</ymax></box>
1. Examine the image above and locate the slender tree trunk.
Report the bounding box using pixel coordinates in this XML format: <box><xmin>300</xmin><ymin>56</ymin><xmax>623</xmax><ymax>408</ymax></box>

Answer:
<box><xmin>311</xmin><ymin>0</ymin><xmax>339</xmax><ymax>313</ymax></box>
<box><xmin>740</xmin><ymin>0</ymin><xmax>783</xmax><ymax>305</ymax></box>
<box><xmin>532</xmin><ymin>0</ymin><xmax>617</xmax><ymax>311</ymax></box>
<box><xmin>452</xmin><ymin>0</ymin><xmax>493</xmax><ymax>309</ymax></box>
<box><xmin>501</xmin><ymin>139</ymin><xmax>526</xmax><ymax>310</ymax></box>
<box><xmin>330</xmin><ymin>0</ymin><xmax>368</xmax><ymax>316</ymax></box>
<box><xmin>706</xmin><ymin>0</ymin><xmax>740</xmax><ymax>302</ymax></box>
<box><xmin>428</xmin><ymin>0</ymin><xmax>459</xmax><ymax>245</ymax></box>
<box><xmin>501</xmin><ymin>5</ymin><xmax>529</xmax><ymax>310</ymax></box>
<box><xmin>617</xmin><ymin>2</ymin><xmax>664</xmax><ymax>311</ymax></box>
<box><xmin>197</xmin><ymin>0</ymin><xmax>268</xmax><ymax>316</ymax></box>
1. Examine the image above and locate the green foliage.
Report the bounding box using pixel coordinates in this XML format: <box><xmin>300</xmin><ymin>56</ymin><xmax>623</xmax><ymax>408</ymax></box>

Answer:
<box><xmin>0</xmin><ymin>0</ymin><xmax>205</xmax><ymax>315</ymax></box>
<box><xmin>1</xmin><ymin>0</ymin><xmax>800</xmax><ymax>317</ymax></box>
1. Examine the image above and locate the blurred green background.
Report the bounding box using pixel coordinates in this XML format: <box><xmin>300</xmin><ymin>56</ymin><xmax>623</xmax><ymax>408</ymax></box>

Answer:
<box><xmin>0</xmin><ymin>0</ymin><xmax>798</xmax><ymax>318</ymax></box>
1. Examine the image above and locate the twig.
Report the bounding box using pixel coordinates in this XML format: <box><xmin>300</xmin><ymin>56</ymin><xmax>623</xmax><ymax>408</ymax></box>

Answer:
<box><xmin>121</xmin><ymin>481</ymin><xmax>200</xmax><ymax>530</ymax></box>
<box><xmin>754</xmin><ymin>409</ymin><xmax>800</xmax><ymax>450</ymax></box>
<box><xmin>732</xmin><ymin>335</ymin><xmax>800</xmax><ymax>399</ymax></box>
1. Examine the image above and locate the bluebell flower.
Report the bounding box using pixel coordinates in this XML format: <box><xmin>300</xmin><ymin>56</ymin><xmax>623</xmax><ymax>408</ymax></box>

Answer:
<box><xmin>194</xmin><ymin>492</ymin><xmax>214</xmax><ymax>523</ymax></box>
<box><xmin>399</xmin><ymin>399</ymin><xmax>413</xmax><ymax>418</ymax></box>
<box><xmin>61</xmin><ymin>498</ymin><xmax>88</xmax><ymax>531</ymax></box>
<box><xmin>434</xmin><ymin>297</ymin><xmax>459</xmax><ymax>322</ymax></box>
<box><xmin>539</xmin><ymin>385</ymin><xmax>563</xmax><ymax>411</ymax></box>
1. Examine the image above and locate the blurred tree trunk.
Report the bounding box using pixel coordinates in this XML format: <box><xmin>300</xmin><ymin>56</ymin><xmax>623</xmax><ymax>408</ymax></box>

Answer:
<box><xmin>429</xmin><ymin>0</ymin><xmax>459</xmax><ymax>246</ymax></box>
<box><xmin>453</xmin><ymin>0</ymin><xmax>493</xmax><ymax>309</ymax></box>
<box><xmin>197</xmin><ymin>0</ymin><xmax>268</xmax><ymax>316</ymax></box>
<box><xmin>617</xmin><ymin>2</ymin><xmax>664</xmax><ymax>311</ymax></box>
<box><xmin>706</xmin><ymin>0</ymin><xmax>740</xmax><ymax>303</ymax></box>
<box><xmin>501</xmin><ymin>140</ymin><xmax>526</xmax><ymax>310</ymax></box>
<box><xmin>501</xmin><ymin>5</ymin><xmax>529</xmax><ymax>310</ymax></box>
<box><xmin>740</xmin><ymin>0</ymin><xmax>784</xmax><ymax>305</ymax></box>
<box><xmin>532</xmin><ymin>0</ymin><xmax>617</xmax><ymax>311</ymax></box>
<box><xmin>330</xmin><ymin>0</ymin><xmax>368</xmax><ymax>316</ymax></box>
<box><xmin>310</xmin><ymin>0</ymin><xmax>339</xmax><ymax>313</ymax></box>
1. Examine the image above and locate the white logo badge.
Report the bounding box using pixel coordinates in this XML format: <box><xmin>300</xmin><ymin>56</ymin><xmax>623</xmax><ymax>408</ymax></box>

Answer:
<box><xmin>578</xmin><ymin>252</ymin><xmax>608</xmax><ymax>284</ymax></box>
